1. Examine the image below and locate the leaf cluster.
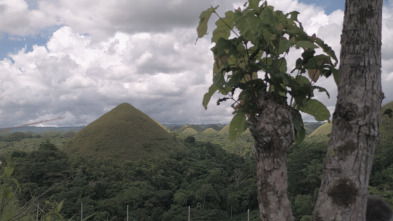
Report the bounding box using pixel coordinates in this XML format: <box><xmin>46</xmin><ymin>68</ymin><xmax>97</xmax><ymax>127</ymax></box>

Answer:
<box><xmin>197</xmin><ymin>0</ymin><xmax>338</xmax><ymax>142</ymax></box>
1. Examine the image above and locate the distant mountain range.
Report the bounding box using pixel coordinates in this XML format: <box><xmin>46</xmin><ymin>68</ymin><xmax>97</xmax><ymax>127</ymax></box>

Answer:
<box><xmin>0</xmin><ymin>126</ymin><xmax>84</xmax><ymax>134</ymax></box>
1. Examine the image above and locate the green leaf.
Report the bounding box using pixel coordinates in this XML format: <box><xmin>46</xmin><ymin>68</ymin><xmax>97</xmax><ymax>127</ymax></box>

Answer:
<box><xmin>229</xmin><ymin>111</ymin><xmax>248</xmax><ymax>142</ymax></box>
<box><xmin>278</xmin><ymin>38</ymin><xmax>292</xmax><ymax>54</ymax></box>
<box><xmin>202</xmin><ymin>85</ymin><xmax>218</xmax><ymax>109</ymax></box>
<box><xmin>54</xmin><ymin>201</ymin><xmax>64</xmax><ymax>213</ymax></box>
<box><xmin>313</xmin><ymin>85</ymin><xmax>330</xmax><ymax>98</ymax></box>
<box><xmin>278</xmin><ymin>58</ymin><xmax>287</xmax><ymax>73</ymax></box>
<box><xmin>259</xmin><ymin>6</ymin><xmax>276</xmax><ymax>26</ymax></box>
<box><xmin>212</xmin><ymin>11</ymin><xmax>235</xmax><ymax>43</ymax></box>
<box><xmin>332</xmin><ymin>68</ymin><xmax>339</xmax><ymax>85</ymax></box>
<box><xmin>299</xmin><ymin>99</ymin><xmax>330</xmax><ymax>121</ymax></box>
<box><xmin>288</xmin><ymin>11</ymin><xmax>300</xmax><ymax>22</ymax></box>
<box><xmin>213</xmin><ymin>70</ymin><xmax>226</xmax><ymax>88</ymax></box>
<box><xmin>249</xmin><ymin>0</ymin><xmax>261</xmax><ymax>10</ymax></box>
<box><xmin>295</xmin><ymin>41</ymin><xmax>317</xmax><ymax>49</ymax></box>
<box><xmin>197</xmin><ymin>6</ymin><xmax>219</xmax><ymax>39</ymax></box>
<box><xmin>235</xmin><ymin>11</ymin><xmax>263</xmax><ymax>44</ymax></box>
<box><xmin>315</xmin><ymin>37</ymin><xmax>338</xmax><ymax>65</ymax></box>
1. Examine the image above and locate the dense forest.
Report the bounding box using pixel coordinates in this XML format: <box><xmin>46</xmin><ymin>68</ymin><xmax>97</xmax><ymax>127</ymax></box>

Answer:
<box><xmin>0</xmin><ymin>102</ymin><xmax>392</xmax><ymax>220</ymax></box>
<box><xmin>0</xmin><ymin>132</ymin><xmax>259</xmax><ymax>220</ymax></box>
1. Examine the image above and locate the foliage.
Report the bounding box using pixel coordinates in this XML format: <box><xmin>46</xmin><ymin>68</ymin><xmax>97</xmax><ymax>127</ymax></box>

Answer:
<box><xmin>0</xmin><ymin>131</ymin><xmax>70</xmax><ymax>158</ymax></box>
<box><xmin>187</xmin><ymin>122</ymin><xmax>324</xmax><ymax>158</ymax></box>
<box><xmin>1</xmin><ymin>112</ymin><xmax>393</xmax><ymax>220</ymax></box>
<box><xmin>0</xmin><ymin>163</ymin><xmax>78</xmax><ymax>221</ymax></box>
<box><xmin>197</xmin><ymin>0</ymin><xmax>337</xmax><ymax>142</ymax></box>
<box><xmin>8</xmin><ymin>139</ymin><xmax>258</xmax><ymax>220</ymax></box>
<box><xmin>2</xmin><ymin>100</ymin><xmax>393</xmax><ymax>220</ymax></box>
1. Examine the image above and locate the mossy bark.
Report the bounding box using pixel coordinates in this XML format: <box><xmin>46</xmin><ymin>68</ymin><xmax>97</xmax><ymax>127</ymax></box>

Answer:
<box><xmin>249</xmin><ymin>92</ymin><xmax>295</xmax><ymax>221</ymax></box>
<box><xmin>312</xmin><ymin>0</ymin><xmax>383</xmax><ymax>220</ymax></box>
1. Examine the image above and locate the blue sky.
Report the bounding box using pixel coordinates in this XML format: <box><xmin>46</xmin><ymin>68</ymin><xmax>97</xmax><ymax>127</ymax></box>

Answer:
<box><xmin>299</xmin><ymin>0</ymin><xmax>344</xmax><ymax>14</ymax></box>
<box><xmin>0</xmin><ymin>0</ymin><xmax>392</xmax><ymax>128</ymax></box>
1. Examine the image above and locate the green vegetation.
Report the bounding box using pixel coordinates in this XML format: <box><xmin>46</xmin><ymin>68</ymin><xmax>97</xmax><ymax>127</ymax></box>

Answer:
<box><xmin>197</xmin><ymin>0</ymin><xmax>337</xmax><ymax>143</ymax></box>
<box><xmin>0</xmin><ymin>101</ymin><xmax>392</xmax><ymax>220</ymax></box>
<box><xmin>5</xmin><ymin>139</ymin><xmax>258</xmax><ymax>220</ymax></box>
<box><xmin>0</xmin><ymin>131</ymin><xmax>73</xmax><ymax>157</ymax></box>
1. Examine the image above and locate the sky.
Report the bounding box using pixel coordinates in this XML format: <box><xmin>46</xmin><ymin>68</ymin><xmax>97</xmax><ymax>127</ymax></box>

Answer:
<box><xmin>0</xmin><ymin>0</ymin><xmax>392</xmax><ymax>128</ymax></box>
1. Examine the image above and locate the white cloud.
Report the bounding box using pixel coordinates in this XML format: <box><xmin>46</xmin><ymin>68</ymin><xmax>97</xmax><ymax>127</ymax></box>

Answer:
<box><xmin>1</xmin><ymin>0</ymin><xmax>393</xmax><ymax>127</ymax></box>
<box><xmin>0</xmin><ymin>0</ymin><xmax>55</xmax><ymax>35</ymax></box>
<box><xmin>0</xmin><ymin>25</ymin><xmax>233</xmax><ymax>127</ymax></box>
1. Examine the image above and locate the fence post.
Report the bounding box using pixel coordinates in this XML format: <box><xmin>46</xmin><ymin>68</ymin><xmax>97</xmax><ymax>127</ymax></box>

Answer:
<box><xmin>81</xmin><ymin>202</ymin><xmax>83</xmax><ymax>220</ymax></box>
<box><xmin>36</xmin><ymin>203</ymin><xmax>39</xmax><ymax>221</ymax></box>
<box><xmin>188</xmin><ymin>206</ymin><xmax>190</xmax><ymax>221</ymax></box>
<box><xmin>248</xmin><ymin>209</ymin><xmax>250</xmax><ymax>221</ymax></box>
<box><xmin>127</xmin><ymin>205</ymin><xmax>129</xmax><ymax>221</ymax></box>
<box><xmin>231</xmin><ymin>205</ymin><xmax>232</xmax><ymax>219</ymax></box>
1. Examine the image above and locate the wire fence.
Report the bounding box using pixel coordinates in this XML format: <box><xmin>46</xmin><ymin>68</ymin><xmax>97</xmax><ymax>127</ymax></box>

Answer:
<box><xmin>49</xmin><ymin>202</ymin><xmax>257</xmax><ymax>221</ymax></box>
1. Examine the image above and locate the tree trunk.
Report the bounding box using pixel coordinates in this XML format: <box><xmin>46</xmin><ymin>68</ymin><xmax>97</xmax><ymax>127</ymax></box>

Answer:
<box><xmin>249</xmin><ymin>92</ymin><xmax>294</xmax><ymax>221</ymax></box>
<box><xmin>312</xmin><ymin>0</ymin><xmax>383</xmax><ymax>220</ymax></box>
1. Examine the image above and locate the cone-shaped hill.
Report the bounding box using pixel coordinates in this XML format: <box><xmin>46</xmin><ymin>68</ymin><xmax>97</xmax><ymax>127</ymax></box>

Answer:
<box><xmin>64</xmin><ymin>103</ymin><xmax>182</xmax><ymax>161</ymax></box>
<box><xmin>309</xmin><ymin>101</ymin><xmax>393</xmax><ymax>138</ymax></box>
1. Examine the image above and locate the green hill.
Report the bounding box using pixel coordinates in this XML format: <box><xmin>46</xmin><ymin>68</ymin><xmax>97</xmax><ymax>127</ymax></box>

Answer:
<box><xmin>309</xmin><ymin>101</ymin><xmax>393</xmax><ymax>138</ymax></box>
<box><xmin>178</xmin><ymin>124</ymin><xmax>204</xmax><ymax>133</ymax></box>
<box><xmin>63</xmin><ymin>103</ymin><xmax>182</xmax><ymax>161</ymax></box>
<box><xmin>201</xmin><ymin>128</ymin><xmax>217</xmax><ymax>134</ymax></box>
<box><xmin>304</xmin><ymin>122</ymin><xmax>324</xmax><ymax>135</ymax></box>
<box><xmin>309</xmin><ymin>122</ymin><xmax>332</xmax><ymax>137</ymax></box>
<box><xmin>218</xmin><ymin>124</ymin><xmax>230</xmax><ymax>135</ymax></box>
<box><xmin>180</xmin><ymin>127</ymin><xmax>198</xmax><ymax>136</ymax></box>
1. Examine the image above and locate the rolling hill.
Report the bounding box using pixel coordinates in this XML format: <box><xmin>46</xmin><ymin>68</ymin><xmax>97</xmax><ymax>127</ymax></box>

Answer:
<box><xmin>309</xmin><ymin>101</ymin><xmax>393</xmax><ymax>138</ymax></box>
<box><xmin>63</xmin><ymin>103</ymin><xmax>182</xmax><ymax>161</ymax></box>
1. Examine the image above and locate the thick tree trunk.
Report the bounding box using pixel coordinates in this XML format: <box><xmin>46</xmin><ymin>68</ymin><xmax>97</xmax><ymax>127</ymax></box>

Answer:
<box><xmin>249</xmin><ymin>93</ymin><xmax>295</xmax><ymax>221</ymax></box>
<box><xmin>312</xmin><ymin>0</ymin><xmax>383</xmax><ymax>220</ymax></box>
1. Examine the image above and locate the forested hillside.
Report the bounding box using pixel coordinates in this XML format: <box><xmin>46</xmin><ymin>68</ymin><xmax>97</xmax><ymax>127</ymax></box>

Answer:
<box><xmin>0</xmin><ymin>102</ymin><xmax>392</xmax><ymax>220</ymax></box>
<box><xmin>4</xmin><ymin>139</ymin><xmax>259</xmax><ymax>220</ymax></box>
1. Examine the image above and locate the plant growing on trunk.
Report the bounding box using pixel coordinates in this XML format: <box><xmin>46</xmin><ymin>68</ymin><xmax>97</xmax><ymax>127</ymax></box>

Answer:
<box><xmin>197</xmin><ymin>0</ymin><xmax>337</xmax><ymax>220</ymax></box>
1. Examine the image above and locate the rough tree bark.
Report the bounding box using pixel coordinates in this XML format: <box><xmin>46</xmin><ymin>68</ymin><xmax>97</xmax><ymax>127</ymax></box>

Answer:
<box><xmin>312</xmin><ymin>0</ymin><xmax>383</xmax><ymax>220</ymax></box>
<box><xmin>249</xmin><ymin>92</ymin><xmax>295</xmax><ymax>221</ymax></box>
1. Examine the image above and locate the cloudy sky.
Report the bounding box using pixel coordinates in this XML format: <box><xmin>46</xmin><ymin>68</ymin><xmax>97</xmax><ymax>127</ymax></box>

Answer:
<box><xmin>0</xmin><ymin>0</ymin><xmax>392</xmax><ymax>128</ymax></box>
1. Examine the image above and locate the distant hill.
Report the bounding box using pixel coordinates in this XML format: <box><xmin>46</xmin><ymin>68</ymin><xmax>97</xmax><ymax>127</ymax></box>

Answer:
<box><xmin>201</xmin><ymin>128</ymin><xmax>217</xmax><ymax>134</ymax></box>
<box><xmin>309</xmin><ymin>122</ymin><xmax>332</xmax><ymax>137</ymax></box>
<box><xmin>309</xmin><ymin>101</ymin><xmax>393</xmax><ymax>138</ymax></box>
<box><xmin>164</xmin><ymin>124</ymin><xmax>225</xmax><ymax>132</ymax></box>
<box><xmin>178</xmin><ymin>124</ymin><xmax>204</xmax><ymax>133</ymax></box>
<box><xmin>217</xmin><ymin>122</ymin><xmax>322</xmax><ymax>137</ymax></box>
<box><xmin>63</xmin><ymin>103</ymin><xmax>182</xmax><ymax>161</ymax></box>
<box><xmin>304</xmin><ymin>122</ymin><xmax>324</xmax><ymax>135</ymax></box>
<box><xmin>0</xmin><ymin>126</ymin><xmax>84</xmax><ymax>135</ymax></box>
<box><xmin>180</xmin><ymin>127</ymin><xmax>198</xmax><ymax>136</ymax></box>
<box><xmin>218</xmin><ymin>124</ymin><xmax>230</xmax><ymax>135</ymax></box>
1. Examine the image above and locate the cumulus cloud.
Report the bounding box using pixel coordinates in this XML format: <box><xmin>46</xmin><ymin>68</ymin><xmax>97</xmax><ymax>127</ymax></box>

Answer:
<box><xmin>1</xmin><ymin>0</ymin><xmax>393</xmax><ymax>128</ymax></box>
<box><xmin>0</xmin><ymin>0</ymin><xmax>55</xmax><ymax>35</ymax></box>
<box><xmin>35</xmin><ymin>0</ymin><xmax>240</xmax><ymax>40</ymax></box>
<box><xmin>0</xmin><ymin>26</ymin><xmax>233</xmax><ymax>127</ymax></box>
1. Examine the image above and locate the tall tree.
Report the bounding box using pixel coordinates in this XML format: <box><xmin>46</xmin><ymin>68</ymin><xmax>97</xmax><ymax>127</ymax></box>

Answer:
<box><xmin>312</xmin><ymin>0</ymin><xmax>383</xmax><ymax>220</ymax></box>
<box><xmin>197</xmin><ymin>1</ymin><xmax>337</xmax><ymax>220</ymax></box>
